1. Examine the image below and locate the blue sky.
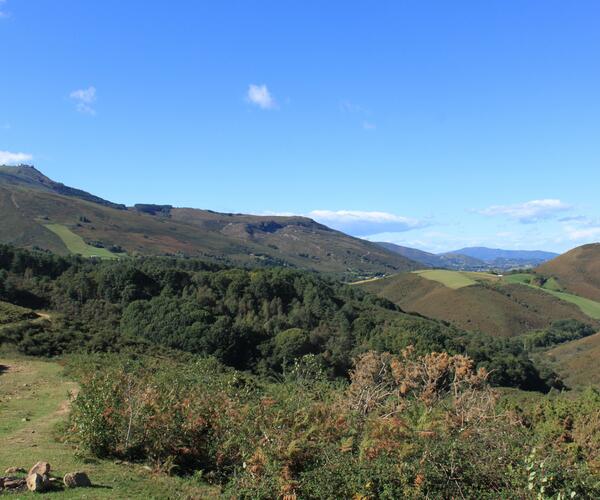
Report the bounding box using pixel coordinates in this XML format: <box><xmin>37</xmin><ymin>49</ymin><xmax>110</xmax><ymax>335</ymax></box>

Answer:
<box><xmin>1</xmin><ymin>1</ymin><xmax>600</xmax><ymax>253</ymax></box>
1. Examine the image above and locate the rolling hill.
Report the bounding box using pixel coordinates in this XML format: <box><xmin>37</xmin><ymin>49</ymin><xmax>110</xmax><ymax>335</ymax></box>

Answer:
<box><xmin>0</xmin><ymin>164</ymin><xmax>417</xmax><ymax>278</ymax></box>
<box><xmin>536</xmin><ymin>243</ymin><xmax>600</xmax><ymax>302</ymax></box>
<box><xmin>358</xmin><ymin>271</ymin><xmax>597</xmax><ymax>337</ymax></box>
<box><xmin>544</xmin><ymin>332</ymin><xmax>600</xmax><ymax>388</ymax></box>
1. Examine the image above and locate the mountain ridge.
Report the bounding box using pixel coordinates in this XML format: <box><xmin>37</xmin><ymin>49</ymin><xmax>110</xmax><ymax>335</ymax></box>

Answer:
<box><xmin>0</xmin><ymin>164</ymin><xmax>418</xmax><ymax>278</ymax></box>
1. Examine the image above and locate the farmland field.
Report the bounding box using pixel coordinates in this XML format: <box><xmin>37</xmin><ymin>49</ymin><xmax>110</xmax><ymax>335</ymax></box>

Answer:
<box><xmin>500</xmin><ymin>273</ymin><xmax>600</xmax><ymax>319</ymax></box>
<box><xmin>44</xmin><ymin>224</ymin><xmax>120</xmax><ymax>259</ymax></box>
<box><xmin>413</xmin><ymin>269</ymin><xmax>499</xmax><ymax>289</ymax></box>
<box><xmin>541</xmin><ymin>288</ymin><xmax>600</xmax><ymax>319</ymax></box>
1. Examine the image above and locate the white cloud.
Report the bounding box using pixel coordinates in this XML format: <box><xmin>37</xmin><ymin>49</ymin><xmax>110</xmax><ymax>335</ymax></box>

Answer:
<box><xmin>479</xmin><ymin>199</ymin><xmax>571</xmax><ymax>223</ymax></box>
<box><xmin>362</xmin><ymin>121</ymin><xmax>376</xmax><ymax>130</ymax></box>
<box><xmin>308</xmin><ymin>210</ymin><xmax>425</xmax><ymax>236</ymax></box>
<box><xmin>0</xmin><ymin>150</ymin><xmax>33</xmax><ymax>165</ymax></box>
<box><xmin>70</xmin><ymin>86</ymin><xmax>97</xmax><ymax>114</ymax></box>
<box><xmin>340</xmin><ymin>100</ymin><xmax>369</xmax><ymax>114</ymax></box>
<box><xmin>565</xmin><ymin>226</ymin><xmax>600</xmax><ymax>240</ymax></box>
<box><xmin>246</xmin><ymin>84</ymin><xmax>276</xmax><ymax>110</ymax></box>
<box><xmin>0</xmin><ymin>0</ymin><xmax>8</xmax><ymax>18</ymax></box>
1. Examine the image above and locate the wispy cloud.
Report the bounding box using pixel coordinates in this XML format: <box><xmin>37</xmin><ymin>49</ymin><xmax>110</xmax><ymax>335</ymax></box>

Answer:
<box><xmin>561</xmin><ymin>216</ymin><xmax>600</xmax><ymax>241</ymax></box>
<box><xmin>0</xmin><ymin>150</ymin><xmax>33</xmax><ymax>165</ymax></box>
<box><xmin>340</xmin><ymin>100</ymin><xmax>376</xmax><ymax>131</ymax></box>
<box><xmin>0</xmin><ymin>0</ymin><xmax>8</xmax><ymax>18</ymax></box>
<box><xmin>308</xmin><ymin>210</ymin><xmax>426</xmax><ymax>236</ymax></box>
<box><xmin>362</xmin><ymin>121</ymin><xmax>376</xmax><ymax>131</ymax></box>
<box><xmin>70</xmin><ymin>86</ymin><xmax>97</xmax><ymax>114</ymax></box>
<box><xmin>246</xmin><ymin>84</ymin><xmax>277</xmax><ymax>110</ymax></box>
<box><xmin>479</xmin><ymin>199</ymin><xmax>571</xmax><ymax>223</ymax></box>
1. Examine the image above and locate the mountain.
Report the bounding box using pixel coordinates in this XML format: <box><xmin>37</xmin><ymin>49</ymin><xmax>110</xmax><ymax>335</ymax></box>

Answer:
<box><xmin>536</xmin><ymin>244</ymin><xmax>600</xmax><ymax>302</ymax></box>
<box><xmin>376</xmin><ymin>243</ymin><xmax>557</xmax><ymax>271</ymax></box>
<box><xmin>376</xmin><ymin>242</ymin><xmax>489</xmax><ymax>271</ymax></box>
<box><xmin>375</xmin><ymin>242</ymin><xmax>444</xmax><ymax>268</ymax></box>
<box><xmin>445</xmin><ymin>247</ymin><xmax>558</xmax><ymax>266</ymax></box>
<box><xmin>357</xmin><ymin>271</ymin><xmax>596</xmax><ymax>337</ymax></box>
<box><xmin>0</xmin><ymin>164</ymin><xmax>417</xmax><ymax>278</ymax></box>
<box><xmin>0</xmin><ymin>164</ymin><xmax>126</xmax><ymax>210</ymax></box>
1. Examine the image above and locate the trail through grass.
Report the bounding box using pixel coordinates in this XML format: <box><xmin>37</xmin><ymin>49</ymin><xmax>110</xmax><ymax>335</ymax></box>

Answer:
<box><xmin>0</xmin><ymin>356</ymin><xmax>218</xmax><ymax>498</ymax></box>
<box><xmin>44</xmin><ymin>224</ymin><xmax>119</xmax><ymax>259</ymax></box>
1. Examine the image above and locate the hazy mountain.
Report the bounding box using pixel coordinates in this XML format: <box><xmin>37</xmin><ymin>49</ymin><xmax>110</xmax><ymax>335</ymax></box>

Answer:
<box><xmin>446</xmin><ymin>247</ymin><xmax>558</xmax><ymax>263</ymax></box>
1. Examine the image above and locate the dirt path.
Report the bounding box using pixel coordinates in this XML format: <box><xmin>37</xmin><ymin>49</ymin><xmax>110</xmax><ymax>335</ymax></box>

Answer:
<box><xmin>0</xmin><ymin>357</ymin><xmax>219</xmax><ymax>498</ymax></box>
<box><xmin>10</xmin><ymin>192</ymin><xmax>20</xmax><ymax>209</ymax></box>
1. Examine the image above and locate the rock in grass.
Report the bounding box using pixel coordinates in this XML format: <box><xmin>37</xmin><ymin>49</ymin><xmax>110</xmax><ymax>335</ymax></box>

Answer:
<box><xmin>4</xmin><ymin>466</ymin><xmax>26</xmax><ymax>474</ymax></box>
<box><xmin>63</xmin><ymin>471</ymin><xmax>92</xmax><ymax>488</ymax></box>
<box><xmin>28</xmin><ymin>461</ymin><xmax>50</xmax><ymax>476</ymax></box>
<box><xmin>26</xmin><ymin>473</ymin><xmax>48</xmax><ymax>492</ymax></box>
<box><xmin>3</xmin><ymin>478</ymin><xmax>26</xmax><ymax>489</ymax></box>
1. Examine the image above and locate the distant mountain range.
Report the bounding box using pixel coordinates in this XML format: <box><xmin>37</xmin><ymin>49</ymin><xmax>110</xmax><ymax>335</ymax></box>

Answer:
<box><xmin>0</xmin><ymin>164</ymin><xmax>417</xmax><ymax>279</ymax></box>
<box><xmin>375</xmin><ymin>242</ymin><xmax>558</xmax><ymax>271</ymax></box>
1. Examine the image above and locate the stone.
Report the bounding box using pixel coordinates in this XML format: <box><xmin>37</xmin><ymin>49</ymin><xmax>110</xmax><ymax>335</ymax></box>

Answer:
<box><xmin>4</xmin><ymin>478</ymin><xmax>26</xmax><ymax>489</ymax></box>
<box><xmin>26</xmin><ymin>473</ymin><xmax>47</xmax><ymax>492</ymax></box>
<box><xmin>63</xmin><ymin>471</ymin><xmax>91</xmax><ymax>488</ymax></box>
<box><xmin>28</xmin><ymin>461</ymin><xmax>50</xmax><ymax>476</ymax></box>
<box><xmin>4</xmin><ymin>466</ymin><xmax>26</xmax><ymax>474</ymax></box>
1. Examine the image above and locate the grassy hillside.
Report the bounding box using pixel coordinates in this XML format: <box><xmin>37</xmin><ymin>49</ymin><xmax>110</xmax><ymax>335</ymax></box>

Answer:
<box><xmin>536</xmin><ymin>243</ymin><xmax>600</xmax><ymax>301</ymax></box>
<box><xmin>544</xmin><ymin>332</ymin><xmax>600</xmax><ymax>388</ymax></box>
<box><xmin>359</xmin><ymin>271</ymin><xmax>596</xmax><ymax>337</ymax></box>
<box><xmin>0</xmin><ymin>167</ymin><xmax>417</xmax><ymax>279</ymax></box>
<box><xmin>502</xmin><ymin>272</ymin><xmax>600</xmax><ymax>319</ymax></box>
<box><xmin>44</xmin><ymin>224</ymin><xmax>120</xmax><ymax>259</ymax></box>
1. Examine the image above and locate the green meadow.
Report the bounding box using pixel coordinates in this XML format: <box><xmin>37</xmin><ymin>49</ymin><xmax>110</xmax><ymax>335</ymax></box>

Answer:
<box><xmin>44</xmin><ymin>224</ymin><xmax>120</xmax><ymax>259</ymax></box>
<box><xmin>413</xmin><ymin>269</ymin><xmax>499</xmax><ymax>289</ymax></box>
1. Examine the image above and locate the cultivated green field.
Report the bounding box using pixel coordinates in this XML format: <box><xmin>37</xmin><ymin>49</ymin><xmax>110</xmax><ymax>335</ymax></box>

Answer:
<box><xmin>44</xmin><ymin>224</ymin><xmax>120</xmax><ymax>259</ymax></box>
<box><xmin>500</xmin><ymin>273</ymin><xmax>600</xmax><ymax>319</ymax></box>
<box><xmin>502</xmin><ymin>273</ymin><xmax>532</xmax><ymax>285</ymax></box>
<box><xmin>413</xmin><ymin>269</ymin><xmax>498</xmax><ymax>289</ymax></box>
<box><xmin>541</xmin><ymin>288</ymin><xmax>600</xmax><ymax>319</ymax></box>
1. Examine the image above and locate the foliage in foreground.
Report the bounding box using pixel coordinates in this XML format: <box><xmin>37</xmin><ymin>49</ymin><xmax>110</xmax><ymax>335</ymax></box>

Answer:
<box><xmin>68</xmin><ymin>351</ymin><xmax>600</xmax><ymax>499</ymax></box>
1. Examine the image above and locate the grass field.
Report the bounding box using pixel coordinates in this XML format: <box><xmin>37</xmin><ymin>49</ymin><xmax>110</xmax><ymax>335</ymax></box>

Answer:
<box><xmin>44</xmin><ymin>224</ymin><xmax>120</xmax><ymax>259</ymax></box>
<box><xmin>500</xmin><ymin>273</ymin><xmax>600</xmax><ymax>320</ymax></box>
<box><xmin>540</xmin><ymin>288</ymin><xmax>600</xmax><ymax>320</ymax></box>
<box><xmin>0</xmin><ymin>356</ymin><xmax>218</xmax><ymax>498</ymax></box>
<box><xmin>413</xmin><ymin>269</ymin><xmax>499</xmax><ymax>289</ymax></box>
<box><xmin>502</xmin><ymin>273</ymin><xmax>532</xmax><ymax>285</ymax></box>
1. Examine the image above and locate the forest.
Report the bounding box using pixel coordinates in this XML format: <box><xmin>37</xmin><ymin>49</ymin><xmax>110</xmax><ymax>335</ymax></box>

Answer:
<box><xmin>0</xmin><ymin>244</ymin><xmax>577</xmax><ymax>391</ymax></box>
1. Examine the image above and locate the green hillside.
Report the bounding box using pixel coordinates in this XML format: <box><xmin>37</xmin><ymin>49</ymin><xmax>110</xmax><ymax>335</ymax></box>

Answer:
<box><xmin>544</xmin><ymin>332</ymin><xmax>600</xmax><ymax>388</ymax></box>
<box><xmin>359</xmin><ymin>271</ymin><xmax>597</xmax><ymax>337</ymax></box>
<box><xmin>0</xmin><ymin>165</ymin><xmax>417</xmax><ymax>279</ymax></box>
<box><xmin>536</xmin><ymin>244</ymin><xmax>600</xmax><ymax>301</ymax></box>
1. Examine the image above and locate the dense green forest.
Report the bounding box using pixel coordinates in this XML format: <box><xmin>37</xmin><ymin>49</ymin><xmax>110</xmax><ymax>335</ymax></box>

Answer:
<box><xmin>0</xmin><ymin>244</ymin><xmax>588</xmax><ymax>391</ymax></box>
